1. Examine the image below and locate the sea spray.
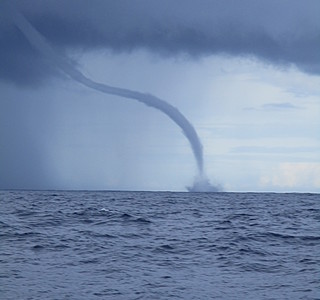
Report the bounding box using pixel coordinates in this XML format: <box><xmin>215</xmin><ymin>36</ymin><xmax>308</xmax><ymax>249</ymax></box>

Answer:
<box><xmin>187</xmin><ymin>175</ymin><xmax>221</xmax><ymax>192</ymax></box>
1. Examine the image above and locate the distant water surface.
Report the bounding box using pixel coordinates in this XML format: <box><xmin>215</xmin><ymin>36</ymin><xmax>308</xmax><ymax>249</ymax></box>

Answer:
<box><xmin>0</xmin><ymin>191</ymin><xmax>319</xmax><ymax>299</ymax></box>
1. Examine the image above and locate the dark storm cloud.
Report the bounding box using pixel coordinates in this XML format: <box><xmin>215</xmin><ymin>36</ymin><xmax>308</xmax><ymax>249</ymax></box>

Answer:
<box><xmin>1</xmin><ymin>0</ymin><xmax>320</xmax><ymax>86</ymax></box>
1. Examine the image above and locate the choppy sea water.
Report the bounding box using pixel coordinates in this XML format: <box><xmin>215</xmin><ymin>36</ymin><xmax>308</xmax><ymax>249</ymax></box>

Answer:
<box><xmin>0</xmin><ymin>191</ymin><xmax>319</xmax><ymax>300</ymax></box>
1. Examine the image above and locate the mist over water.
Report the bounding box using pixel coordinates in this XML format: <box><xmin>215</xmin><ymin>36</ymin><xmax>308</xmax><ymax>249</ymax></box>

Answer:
<box><xmin>10</xmin><ymin>6</ymin><xmax>220</xmax><ymax>191</ymax></box>
<box><xmin>187</xmin><ymin>175</ymin><xmax>221</xmax><ymax>192</ymax></box>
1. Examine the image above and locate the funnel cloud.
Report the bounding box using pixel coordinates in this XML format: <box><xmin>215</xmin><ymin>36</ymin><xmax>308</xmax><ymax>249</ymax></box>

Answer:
<box><xmin>10</xmin><ymin>6</ymin><xmax>220</xmax><ymax>192</ymax></box>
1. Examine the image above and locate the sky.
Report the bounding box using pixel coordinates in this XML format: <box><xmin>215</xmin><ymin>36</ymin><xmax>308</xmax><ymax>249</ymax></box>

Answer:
<box><xmin>0</xmin><ymin>0</ymin><xmax>319</xmax><ymax>192</ymax></box>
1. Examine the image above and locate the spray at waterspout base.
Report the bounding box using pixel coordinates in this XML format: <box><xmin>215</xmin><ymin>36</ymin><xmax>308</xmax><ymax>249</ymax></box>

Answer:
<box><xmin>187</xmin><ymin>174</ymin><xmax>222</xmax><ymax>192</ymax></box>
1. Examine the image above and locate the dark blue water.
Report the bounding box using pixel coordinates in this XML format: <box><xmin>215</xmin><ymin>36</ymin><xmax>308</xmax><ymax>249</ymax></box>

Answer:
<box><xmin>1</xmin><ymin>191</ymin><xmax>319</xmax><ymax>299</ymax></box>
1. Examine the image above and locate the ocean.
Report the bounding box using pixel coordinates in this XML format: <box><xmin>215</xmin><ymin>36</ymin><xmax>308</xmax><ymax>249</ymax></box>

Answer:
<box><xmin>0</xmin><ymin>191</ymin><xmax>319</xmax><ymax>299</ymax></box>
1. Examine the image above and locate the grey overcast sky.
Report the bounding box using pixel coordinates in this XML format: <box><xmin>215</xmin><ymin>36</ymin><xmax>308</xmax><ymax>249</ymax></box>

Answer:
<box><xmin>1</xmin><ymin>0</ymin><xmax>320</xmax><ymax>192</ymax></box>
